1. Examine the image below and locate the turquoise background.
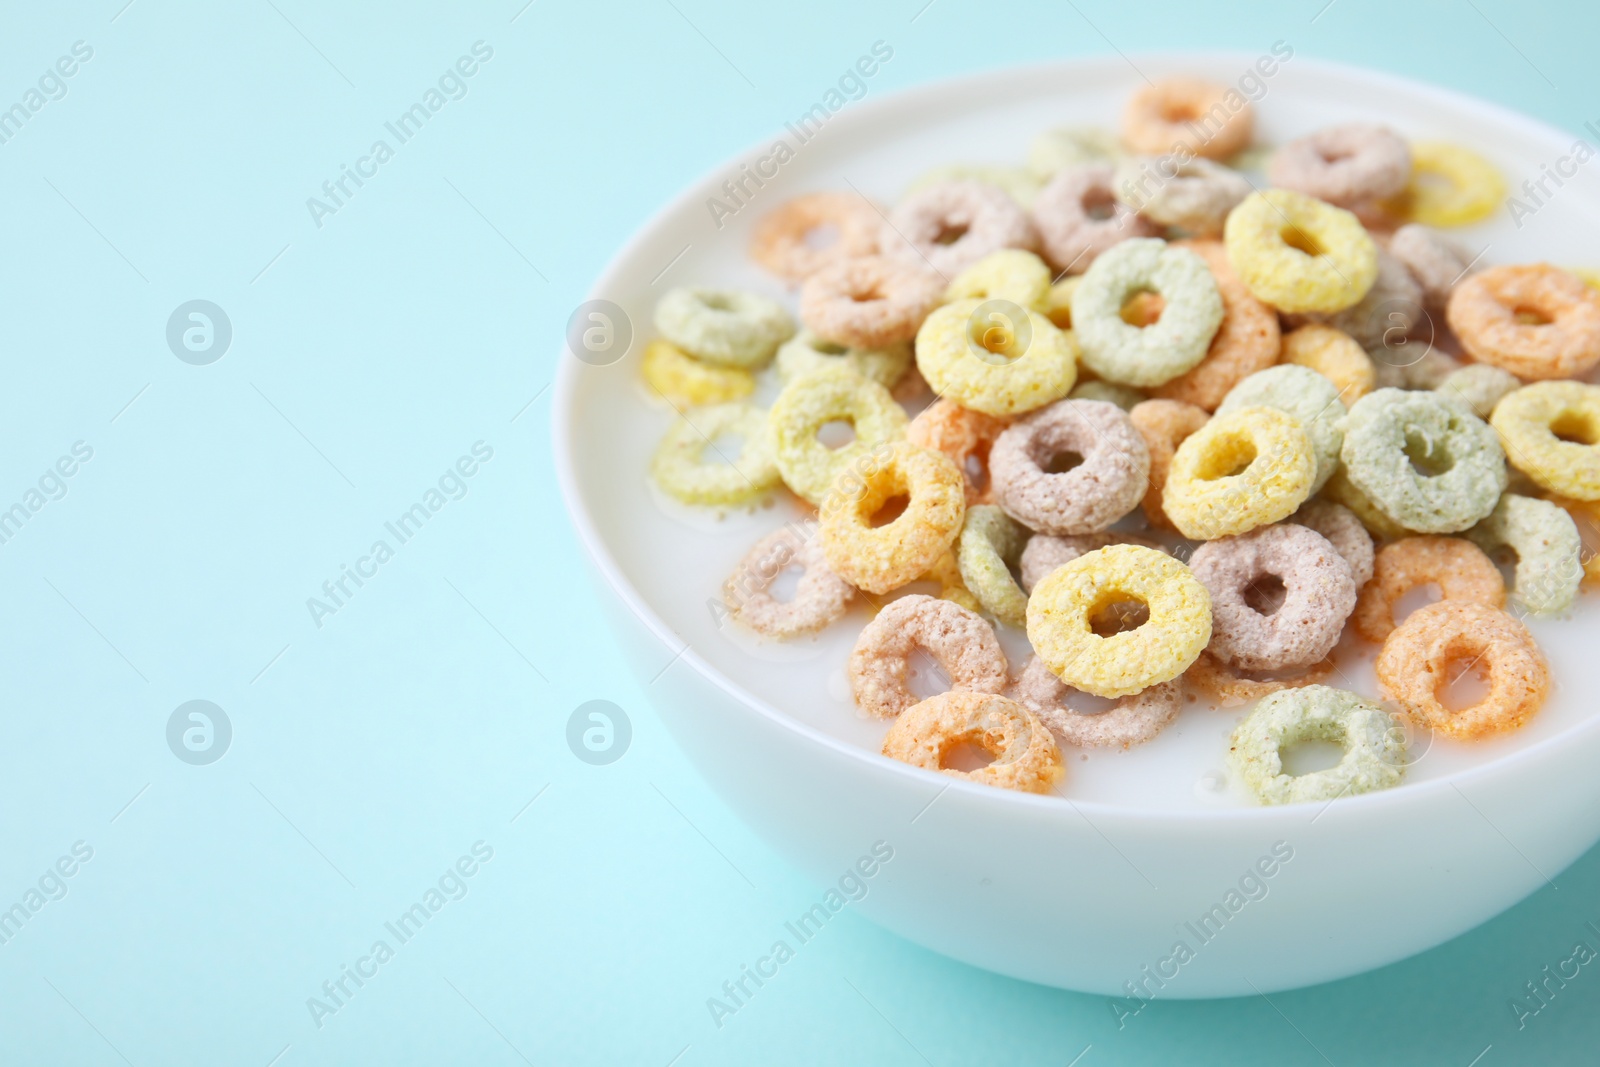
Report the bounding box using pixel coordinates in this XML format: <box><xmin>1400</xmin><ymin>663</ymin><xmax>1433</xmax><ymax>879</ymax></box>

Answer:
<box><xmin>2</xmin><ymin>0</ymin><xmax>1598</xmax><ymax>1063</ymax></box>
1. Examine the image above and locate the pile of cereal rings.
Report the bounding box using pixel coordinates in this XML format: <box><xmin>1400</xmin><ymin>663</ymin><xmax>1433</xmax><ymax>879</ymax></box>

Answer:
<box><xmin>643</xmin><ymin>75</ymin><xmax>1600</xmax><ymax>806</ymax></box>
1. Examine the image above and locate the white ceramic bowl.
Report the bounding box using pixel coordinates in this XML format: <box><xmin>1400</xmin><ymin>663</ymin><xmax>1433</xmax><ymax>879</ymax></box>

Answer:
<box><xmin>553</xmin><ymin>53</ymin><xmax>1600</xmax><ymax>996</ymax></box>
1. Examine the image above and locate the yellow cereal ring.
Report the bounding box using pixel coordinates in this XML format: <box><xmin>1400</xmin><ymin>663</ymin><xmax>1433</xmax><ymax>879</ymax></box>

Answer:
<box><xmin>1040</xmin><ymin>276</ymin><xmax>1081</xmax><ymax>329</ymax></box>
<box><xmin>1491</xmin><ymin>381</ymin><xmax>1600</xmax><ymax>500</ymax></box>
<box><xmin>1280</xmin><ymin>324</ymin><xmax>1375</xmax><ymax>404</ymax></box>
<box><xmin>819</xmin><ymin>441</ymin><xmax>966</xmax><ymax>595</ymax></box>
<box><xmin>915</xmin><ymin>298</ymin><xmax>1078</xmax><ymax>416</ymax></box>
<box><xmin>1380</xmin><ymin>141</ymin><xmax>1505</xmax><ymax>228</ymax></box>
<box><xmin>649</xmin><ymin>402</ymin><xmax>780</xmax><ymax>507</ymax></box>
<box><xmin>1224</xmin><ymin>190</ymin><xmax>1378</xmax><ymax>314</ymax></box>
<box><xmin>1162</xmin><ymin>406</ymin><xmax>1317</xmax><ymax>540</ymax></box>
<box><xmin>640</xmin><ymin>338</ymin><xmax>755</xmax><ymax>409</ymax></box>
<box><xmin>767</xmin><ymin>370</ymin><xmax>908</xmax><ymax>506</ymax></box>
<box><xmin>944</xmin><ymin>249</ymin><xmax>1052</xmax><ymax>309</ymax></box>
<box><xmin>1026</xmin><ymin>543</ymin><xmax>1212</xmax><ymax>698</ymax></box>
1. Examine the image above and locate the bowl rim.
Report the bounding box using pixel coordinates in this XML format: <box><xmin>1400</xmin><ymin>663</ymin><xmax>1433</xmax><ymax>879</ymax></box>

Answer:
<box><xmin>553</xmin><ymin>49</ymin><xmax>1600</xmax><ymax>825</ymax></box>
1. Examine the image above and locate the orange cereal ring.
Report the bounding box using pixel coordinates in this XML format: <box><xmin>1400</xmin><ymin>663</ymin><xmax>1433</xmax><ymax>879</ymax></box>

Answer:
<box><xmin>1129</xmin><ymin>398</ymin><xmax>1210</xmax><ymax>530</ymax></box>
<box><xmin>750</xmin><ymin>192</ymin><xmax>882</xmax><ymax>283</ymax></box>
<box><xmin>819</xmin><ymin>441</ymin><xmax>966</xmax><ymax>595</ymax></box>
<box><xmin>800</xmin><ymin>255</ymin><xmax>945</xmax><ymax>349</ymax></box>
<box><xmin>1545</xmin><ymin>494</ymin><xmax>1600</xmax><ymax>586</ymax></box>
<box><xmin>1183</xmin><ymin>652</ymin><xmax>1336</xmax><ymax>708</ymax></box>
<box><xmin>1122</xmin><ymin>77</ymin><xmax>1253</xmax><ymax>161</ymax></box>
<box><xmin>905</xmin><ymin>398</ymin><xmax>1010</xmax><ymax>506</ymax></box>
<box><xmin>849</xmin><ymin>594</ymin><xmax>1008</xmax><ymax>718</ymax></box>
<box><xmin>1376</xmin><ymin>601</ymin><xmax>1548</xmax><ymax>740</ymax></box>
<box><xmin>1352</xmin><ymin>535</ymin><xmax>1505</xmax><ymax>643</ymax></box>
<box><xmin>880</xmin><ymin>690</ymin><xmax>1063</xmax><ymax>794</ymax></box>
<box><xmin>1280</xmin><ymin>323</ymin><xmax>1375</xmax><ymax>404</ymax></box>
<box><xmin>1447</xmin><ymin>264</ymin><xmax>1600</xmax><ymax>380</ymax></box>
<box><xmin>1150</xmin><ymin>239</ymin><xmax>1280</xmax><ymax>411</ymax></box>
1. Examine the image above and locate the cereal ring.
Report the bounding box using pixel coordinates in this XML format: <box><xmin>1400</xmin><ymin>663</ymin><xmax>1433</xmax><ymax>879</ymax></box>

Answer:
<box><xmin>914</xmin><ymin>298</ymin><xmax>1078</xmax><ymax>416</ymax></box>
<box><xmin>905</xmin><ymin>164</ymin><xmax>1045</xmax><ymax>209</ymax></box>
<box><xmin>1281</xmin><ymin>324</ymin><xmax>1375</xmax><ymax>404</ymax></box>
<box><xmin>848</xmin><ymin>594</ymin><xmax>1008</xmax><ymax>718</ymax></box>
<box><xmin>1352</xmin><ymin>535</ymin><xmax>1505</xmax><ymax>642</ymax></box>
<box><xmin>650</xmin><ymin>402</ymin><xmax>781</xmax><ymax>506</ymax></box>
<box><xmin>819</xmin><ymin>441</ymin><xmax>965</xmax><ymax>594</ymax></box>
<box><xmin>1189</xmin><ymin>524</ymin><xmax>1357</xmax><ymax>671</ymax></box>
<box><xmin>1320</xmin><ymin>464</ymin><xmax>1412</xmax><ymax>540</ymax></box>
<box><xmin>1070</xmin><ymin>238</ymin><xmax>1226</xmax><ymax>387</ymax></box>
<box><xmin>906</xmin><ymin>398</ymin><xmax>1010</xmax><ymax>506</ymax></box>
<box><xmin>1388</xmin><ymin>224</ymin><xmax>1480</xmax><ymax>311</ymax></box>
<box><xmin>1217</xmin><ymin>365</ymin><xmax>1345</xmax><ymax>493</ymax></box>
<box><xmin>1224</xmin><ymin>190</ymin><xmax>1379</xmax><ymax>313</ymax></box>
<box><xmin>1129</xmin><ymin>398</ymin><xmax>1210</xmax><ymax>530</ymax></box>
<box><xmin>1028</xmin><ymin>126</ymin><xmax>1121</xmax><ymax>178</ymax></box>
<box><xmin>1149</xmin><ymin>239</ymin><xmax>1281</xmax><ymax>411</ymax></box>
<box><xmin>1268</xmin><ymin>124</ymin><xmax>1411</xmax><ymax>207</ymax></box>
<box><xmin>1032</xmin><ymin>164</ymin><xmax>1161</xmax><ymax>275</ymax></box>
<box><xmin>1027</xmin><ymin>544</ymin><xmax>1211</xmax><ymax>698</ymax></box>
<box><xmin>1467</xmin><ymin>494</ymin><xmax>1582</xmax><ymax>616</ymax></box>
<box><xmin>654</xmin><ymin>287</ymin><xmax>795</xmax><ymax>368</ymax></box>
<box><xmin>1436</xmin><ymin>364</ymin><xmax>1521</xmax><ymax>420</ymax></box>
<box><xmin>1018</xmin><ymin>532</ymin><xmax>1163</xmax><ymax>593</ymax></box>
<box><xmin>1122</xmin><ymin>77</ymin><xmax>1253</xmax><ymax>160</ymax></box>
<box><xmin>641</xmin><ymin>338</ymin><xmax>756</xmax><ymax>409</ymax></box>
<box><xmin>1041</xmin><ymin>275</ymin><xmax>1081</xmax><ymax>329</ymax></box>
<box><xmin>1163</xmin><ymin>405</ymin><xmax>1317</xmax><ymax>540</ymax></box>
<box><xmin>1289</xmin><ymin>499</ymin><xmax>1375</xmax><ymax>588</ymax></box>
<box><xmin>1340</xmin><ymin>388</ymin><xmax>1507</xmax><ymax>534</ymax></box>
<box><xmin>1370</xmin><ymin>345</ymin><xmax>1462</xmax><ymax>392</ymax></box>
<box><xmin>1305</xmin><ymin>248</ymin><xmax>1424</xmax><ymax>351</ymax></box>
<box><xmin>1491</xmin><ymin>381</ymin><xmax>1600</xmax><ymax>499</ymax></box>
<box><xmin>989</xmin><ymin>399</ymin><xmax>1150</xmax><ymax>535</ymax></box>
<box><xmin>1184</xmin><ymin>652</ymin><xmax>1336</xmax><ymax>708</ymax></box>
<box><xmin>955</xmin><ymin>505</ymin><xmax>1029</xmax><ymax>628</ymax></box>
<box><xmin>944</xmin><ymin>249</ymin><xmax>1052</xmax><ymax>309</ymax></box>
<box><xmin>775</xmin><ymin>329</ymin><xmax>912</xmax><ymax>390</ymax></box>
<box><xmin>1449</xmin><ymin>265</ymin><xmax>1600</xmax><ymax>380</ymax></box>
<box><xmin>880</xmin><ymin>690</ymin><xmax>1063</xmax><ymax>794</ymax></box>
<box><xmin>1376</xmin><ymin>601</ymin><xmax>1548</xmax><ymax>740</ymax></box>
<box><xmin>1228</xmin><ymin>685</ymin><xmax>1406</xmax><ymax>806</ymax></box>
<box><xmin>749</xmin><ymin>192</ymin><xmax>882</xmax><ymax>282</ymax></box>
<box><xmin>1113</xmin><ymin>156</ymin><xmax>1251</xmax><ymax>235</ymax></box>
<box><xmin>767</xmin><ymin>370</ymin><xmax>909</xmax><ymax>506</ymax></box>
<box><xmin>1380</xmin><ymin>141</ymin><xmax>1504</xmax><ymax>228</ymax></box>
<box><xmin>800</xmin><ymin>255</ymin><xmax>945</xmax><ymax>350</ymax></box>
<box><xmin>1013</xmin><ymin>655</ymin><xmax>1182</xmax><ymax>749</ymax></box>
<box><xmin>883</xmin><ymin>180</ymin><xmax>1037</xmax><ymax>278</ymax></box>
<box><xmin>721</xmin><ymin>523</ymin><xmax>855</xmax><ymax>637</ymax></box>
<box><xmin>1069</xmin><ymin>381</ymin><xmax>1146</xmax><ymax>410</ymax></box>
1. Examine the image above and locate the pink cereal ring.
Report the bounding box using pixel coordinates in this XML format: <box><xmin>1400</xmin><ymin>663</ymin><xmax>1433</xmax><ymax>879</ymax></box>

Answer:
<box><xmin>847</xmin><ymin>593</ymin><xmax>1009</xmax><ymax>718</ymax></box>
<box><xmin>1268</xmin><ymin>124</ymin><xmax>1411</xmax><ymax>208</ymax></box>
<box><xmin>882</xmin><ymin>180</ymin><xmax>1037</xmax><ymax>278</ymax></box>
<box><xmin>1032</xmin><ymin>164</ymin><xmax>1160</xmax><ymax>275</ymax></box>
<box><xmin>1447</xmin><ymin>264</ymin><xmax>1600</xmax><ymax>380</ymax></box>
<box><xmin>1014</xmin><ymin>655</ymin><xmax>1183</xmax><ymax>749</ymax></box>
<box><xmin>800</xmin><ymin>255</ymin><xmax>945</xmax><ymax>349</ymax></box>
<box><xmin>750</xmin><ymin>193</ymin><xmax>883</xmax><ymax>283</ymax></box>
<box><xmin>988</xmin><ymin>399</ymin><xmax>1150</xmax><ymax>535</ymax></box>
<box><xmin>1122</xmin><ymin>77</ymin><xmax>1253</xmax><ymax>161</ymax></box>
<box><xmin>721</xmin><ymin>523</ymin><xmax>856</xmax><ymax>638</ymax></box>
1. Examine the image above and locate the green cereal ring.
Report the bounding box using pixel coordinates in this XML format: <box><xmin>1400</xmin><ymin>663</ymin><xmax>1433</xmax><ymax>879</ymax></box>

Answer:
<box><xmin>1223</xmin><ymin>189</ymin><xmax>1379</xmax><ymax>314</ymax></box>
<box><xmin>775</xmin><ymin>329</ymin><xmax>912</xmax><ymax>390</ymax></box>
<box><xmin>767</xmin><ymin>370</ymin><xmax>908</xmax><ymax>506</ymax></box>
<box><xmin>1217</xmin><ymin>365</ymin><xmax>1346</xmax><ymax>494</ymax></box>
<box><xmin>1490</xmin><ymin>380</ymin><xmax>1600</xmax><ymax>500</ymax></box>
<box><xmin>1467</xmin><ymin>493</ymin><xmax>1583</xmax><ymax>616</ymax></box>
<box><xmin>1069</xmin><ymin>381</ymin><xmax>1145</xmax><ymax>410</ymax></box>
<box><xmin>955</xmin><ymin>505</ymin><xmax>1029</xmax><ymax>628</ymax></box>
<box><xmin>1028</xmin><ymin>127</ymin><xmax>1121</xmax><ymax>178</ymax></box>
<box><xmin>1070</xmin><ymin>238</ymin><xmax>1225</xmax><ymax>388</ymax></box>
<box><xmin>1437</xmin><ymin>364</ymin><xmax>1521</xmax><ymax>420</ymax></box>
<box><xmin>1340</xmin><ymin>388</ymin><xmax>1507</xmax><ymax>534</ymax></box>
<box><xmin>1228</xmin><ymin>685</ymin><xmax>1405</xmax><ymax>806</ymax></box>
<box><xmin>650</xmin><ymin>402</ymin><xmax>781</xmax><ymax>506</ymax></box>
<box><xmin>654</xmin><ymin>287</ymin><xmax>795</xmax><ymax>368</ymax></box>
<box><xmin>1163</xmin><ymin>406</ymin><xmax>1317</xmax><ymax>540</ymax></box>
<box><xmin>915</xmin><ymin>298</ymin><xmax>1078</xmax><ymax>416</ymax></box>
<box><xmin>945</xmin><ymin>249</ymin><xmax>1052</xmax><ymax>309</ymax></box>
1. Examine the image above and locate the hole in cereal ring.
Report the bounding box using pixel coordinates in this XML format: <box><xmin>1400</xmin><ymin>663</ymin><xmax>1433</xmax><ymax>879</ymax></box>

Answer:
<box><xmin>1280</xmin><ymin>226</ymin><xmax>1325</xmax><ymax>258</ymax></box>
<box><xmin>1392</xmin><ymin>581</ymin><xmax>1443</xmax><ymax>629</ymax></box>
<box><xmin>708</xmin><ymin>431</ymin><xmax>746</xmax><ymax>460</ymax></box>
<box><xmin>768</xmin><ymin>564</ymin><xmax>806</xmax><ymax>604</ymax></box>
<box><xmin>1280</xmin><ymin>738</ymin><xmax>1345</xmax><ymax>776</ymax></box>
<box><xmin>809</xmin><ymin>337</ymin><xmax>850</xmax><ymax>356</ymax></box>
<box><xmin>1243</xmin><ymin>573</ymin><xmax>1288</xmax><ymax>616</ymax></box>
<box><xmin>1512</xmin><ymin>306</ymin><xmax>1552</xmax><ymax>327</ymax></box>
<box><xmin>1196</xmin><ymin>435</ymin><xmax>1257</xmax><ymax>480</ymax></box>
<box><xmin>1043</xmin><ymin>449</ymin><xmax>1086</xmax><ymax>475</ymax></box>
<box><xmin>941</xmin><ymin>737</ymin><xmax>997</xmax><ymax>772</ymax></box>
<box><xmin>1551</xmin><ymin>409</ymin><xmax>1600</xmax><ymax>446</ymax></box>
<box><xmin>1317</xmin><ymin>147</ymin><xmax>1353</xmax><ymax>165</ymax></box>
<box><xmin>816</xmin><ymin>419</ymin><xmax>857</xmax><ymax>450</ymax></box>
<box><xmin>933</xmin><ymin>221</ymin><xmax>969</xmax><ymax>246</ymax></box>
<box><xmin>908</xmin><ymin>649</ymin><xmax>953</xmax><ymax>700</ymax></box>
<box><xmin>699</xmin><ymin>293</ymin><xmax>734</xmax><ymax>311</ymax></box>
<box><xmin>870</xmin><ymin>493</ymin><xmax>910</xmax><ymax>528</ymax></box>
<box><xmin>1120</xmin><ymin>289</ymin><xmax>1166</xmax><ymax>327</ymax></box>
<box><xmin>1437</xmin><ymin>649</ymin><xmax>1492</xmax><ymax>713</ymax></box>
<box><xmin>848</xmin><ymin>286</ymin><xmax>884</xmax><ymax>303</ymax></box>
<box><xmin>1403</xmin><ymin>428</ymin><xmax>1454</xmax><ymax>477</ymax></box>
<box><xmin>964</xmin><ymin>453</ymin><xmax>990</xmax><ymax>492</ymax></box>
<box><xmin>1089</xmin><ymin>595</ymin><xmax>1150</xmax><ymax>637</ymax></box>
<box><xmin>1083</xmin><ymin>187</ymin><xmax>1118</xmax><ymax>221</ymax></box>
<box><xmin>1060</xmin><ymin>689</ymin><xmax>1121</xmax><ymax>716</ymax></box>
<box><xmin>803</xmin><ymin>222</ymin><xmax>840</xmax><ymax>251</ymax></box>
<box><xmin>1161</xmin><ymin>100</ymin><xmax>1200</xmax><ymax>123</ymax></box>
